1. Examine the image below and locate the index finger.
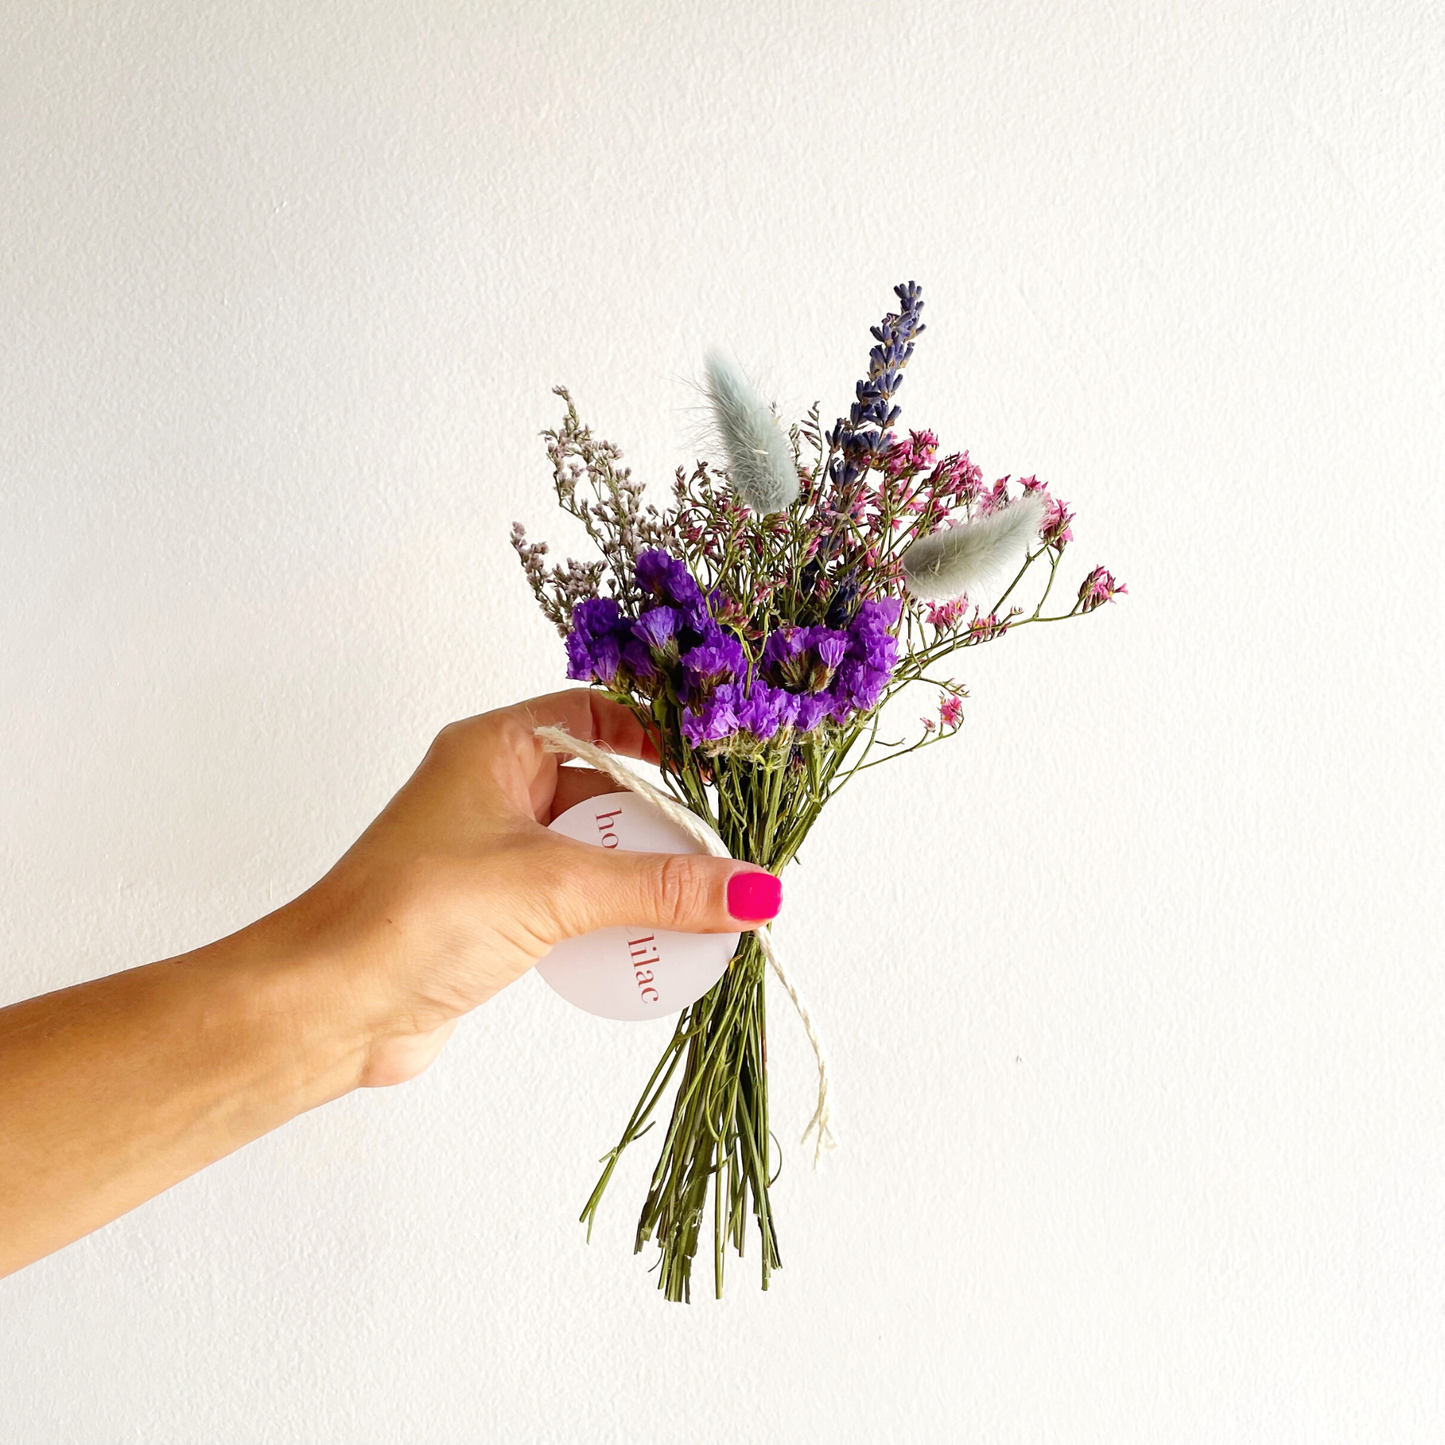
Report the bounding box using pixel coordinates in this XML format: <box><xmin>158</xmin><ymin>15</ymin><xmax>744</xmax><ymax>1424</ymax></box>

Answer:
<box><xmin>501</xmin><ymin>690</ymin><xmax>658</xmax><ymax>823</ymax></box>
<box><xmin>515</xmin><ymin>689</ymin><xmax>660</xmax><ymax>766</ymax></box>
<box><xmin>426</xmin><ymin>691</ymin><xmax>661</xmax><ymax>826</ymax></box>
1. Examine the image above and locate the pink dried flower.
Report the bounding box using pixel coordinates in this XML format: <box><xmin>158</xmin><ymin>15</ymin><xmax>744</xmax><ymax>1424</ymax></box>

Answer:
<box><xmin>1040</xmin><ymin>496</ymin><xmax>1074</xmax><ymax>548</ymax></box>
<box><xmin>1016</xmin><ymin>476</ymin><xmax>1073</xmax><ymax>549</ymax></box>
<box><xmin>883</xmin><ymin>429</ymin><xmax>939</xmax><ymax>479</ymax></box>
<box><xmin>976</xmin><ymin>477</ymin><xmax>1012</xmax><ymax>517</ymax></box>
<box><xmin>967</xmin><ymin>612</ymin><xmax>1010</xmax><ymax>642</ymax></box>
<box><xmin>938</xmin><ymin>695</ymin><xmax>964</xmax><ymax>728</ymax></box>
<box><xmin>899</xmin><ymin>482</ymin><xmax>930</xmax><ymax>515</ymax></box>
<box><xmin>713</xmin><ymin>596</ymin><xmax>750</xmax><ymax>630</ymax></box>
<box><xmin>927</xmin><ymin>451</ymin><xmax>983</xmax><ymax>507</ymax></box>
<box><xmin>925</xmin><ymin>598</ymin><xmax>969</xmax><ymax>629</ymax></box>
<box><xmin>1079</xmin><ymin>566</ymin><xmax>1127</xmax><ymax>613</ymax></box>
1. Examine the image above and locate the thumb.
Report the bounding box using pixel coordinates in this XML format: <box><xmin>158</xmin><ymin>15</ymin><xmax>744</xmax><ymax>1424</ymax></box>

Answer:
<box><xmin>537</xmin><ymin>837</ymin><xmax>782</xmax><ymax>942</ymax></box>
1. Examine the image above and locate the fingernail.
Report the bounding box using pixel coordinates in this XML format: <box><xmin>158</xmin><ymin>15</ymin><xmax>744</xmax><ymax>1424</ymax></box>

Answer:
<box><xmin>727</xmin><ymin>870</ymin><xmax>782</xmax><ymax>923</ymax></box>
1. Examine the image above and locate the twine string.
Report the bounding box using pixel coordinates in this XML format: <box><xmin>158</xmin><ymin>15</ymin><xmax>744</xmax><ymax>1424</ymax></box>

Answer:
<box><xmin>535</xmin><ymin>724</ymin><xmax>837</xmax><ymax>1165</ymax></box>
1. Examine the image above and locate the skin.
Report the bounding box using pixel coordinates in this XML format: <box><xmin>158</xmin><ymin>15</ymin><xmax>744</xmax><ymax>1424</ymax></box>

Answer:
<box><xmin>0</xmin><ymin>689</ymin><xmax>778</xmax><ymax>1279</ymax></box>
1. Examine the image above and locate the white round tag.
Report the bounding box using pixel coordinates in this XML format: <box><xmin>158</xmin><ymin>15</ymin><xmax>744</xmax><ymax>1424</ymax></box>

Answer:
<box><xmin>536</xmin><ymin>790</ymin><xmax>741</xmax><ymax>1021</ymax></box>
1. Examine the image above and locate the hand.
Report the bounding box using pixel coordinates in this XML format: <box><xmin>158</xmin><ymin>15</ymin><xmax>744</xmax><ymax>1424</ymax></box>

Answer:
<box><xmin>268</xmin><ymin>689</ymin><xmax>782</xmax><ymax>1088</ymax></box>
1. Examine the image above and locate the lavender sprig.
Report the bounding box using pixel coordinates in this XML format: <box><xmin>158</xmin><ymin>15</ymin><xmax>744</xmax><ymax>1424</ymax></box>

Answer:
<box><xmin>825</xmin><ymin>280</ymin><xmax>926</xmax><ymax>504</ymax></box>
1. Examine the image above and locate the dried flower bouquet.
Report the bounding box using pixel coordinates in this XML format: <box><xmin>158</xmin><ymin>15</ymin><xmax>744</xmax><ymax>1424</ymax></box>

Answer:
<box><xmin>513</xmin><ymin>282</ymin><xmax>1123</xmax><ymax>1301</ymax></box>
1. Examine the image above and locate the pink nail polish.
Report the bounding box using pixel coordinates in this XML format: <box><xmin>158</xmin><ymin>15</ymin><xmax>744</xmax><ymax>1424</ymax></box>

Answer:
<box><xmin>727</xmin><ymin>871</ymin><xmax>782</xmax><ymax>923</ymax></box>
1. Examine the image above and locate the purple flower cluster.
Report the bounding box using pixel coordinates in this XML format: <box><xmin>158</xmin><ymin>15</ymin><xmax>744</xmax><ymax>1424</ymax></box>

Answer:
<box><xmin>686</xmin><ymin>597</ymin><xmax>901</xmax><ymax>746</ymax></box>
<box><xmin>565</xmin><ymin>550</ymin><xmax>901</xmax><ymax>748</ymax></box>
<box><xmin>565</xmin><ymin>549</ymin><xmax>724</xmax><ymax>688</ymax></box>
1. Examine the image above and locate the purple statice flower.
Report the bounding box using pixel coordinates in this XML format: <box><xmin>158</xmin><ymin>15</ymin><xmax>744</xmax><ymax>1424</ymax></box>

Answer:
<box><xmin>808</xmin><ymin>626</ymin><xmax>848</xmax><ymax>670</ymax></box>
<box><xmin>681</xmin><ymin>635</ymin><xmax>746</xmax><ymax>689</ymax></box>
<box><xmin>774</xmin><ymin>688</ymin><xmax>802</xmax><ymax>731</ymax></box>
<box><xmin>633</xmin><ymin>606</ymin><xmax>680</xmax><ymax>653</ymax></box>
<box><xmin>761</xmin><ymin>624</ymin><xmax>848</xmax><ymax>694</ymax></box>
<box><xmin>567</xmin><ymin>628</ymin><xmax>622</xmax><ymax>685</ymax></box>
<box><xmin>760</xmin><ymin>626</ymin><xmax>803</xmax><ymax>675</ymax></box>
<box><xmin>683</xmin><ymin>679</ymin><xmax>801</xmax><ymax>747</ymax></box>
<box><xmin>566</xmin><ymin>597</ymin><xmax>627</xmax><ymax>684</ymax></box>
<box><xmin>822</xmin><ymin>596</ymin><xmax>901</xmax><ymax>717</ymax></box>
<box><xmin>825</xmin><ymin>281</ymin><xmax>926</xmax><ymax>504</ymax></box>
<box><xmin>831</xmin><ymin>658</ymin><xmax>890</xmax><ymax>713</ymax></box>
<box><xmin>620</xmin><ymin>638</ymin><xmax>657</xmax><ymax>680</ymax></box>
<box><xmin>1078</xmin><ymin>566</ymin><xmax>1127</xmax><ymax>613</ymax></box>
<box><xmin>793</xmin><ymin>693</ymin><xmax>833</xmax><ymax>732</ymax></box>
<box><xmin>571</xmin><ymin>596</ymin><xmax>622</xmax><ymax>638</ymax></box>
<box><xmin>635</xmin><ymin>549</ymin><xmax>705</xmax><ymax>613</ymax></box>
<box><xmin>681</xmin><ymin>682</ymin><xmax>741</xmax><ymax>746</ymax></box>
<box><xmin>683</xmin><ymin>673</ymin><xmax>836</xmax><ymax>748</ymax></box>
<box><xmin>734</xmin><ymin>681</ymin><xmax>791</xmax><ymax>740</ymax></box>
<box><xmin>824</xmin><ymin>680</ymin><xmax>858</xmax><ymax>721</ymax></box>
<box><xmin>847</xmin><ymin>598</ymin><xmax>902</xmax><ymax>672</ymax></box>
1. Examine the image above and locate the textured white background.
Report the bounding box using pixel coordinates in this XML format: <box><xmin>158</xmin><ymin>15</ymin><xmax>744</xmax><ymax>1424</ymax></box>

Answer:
<box><xmin>2</xmin><ymin>3</ymin><xmax>1442</xmax><ymax>1441</ymax></box>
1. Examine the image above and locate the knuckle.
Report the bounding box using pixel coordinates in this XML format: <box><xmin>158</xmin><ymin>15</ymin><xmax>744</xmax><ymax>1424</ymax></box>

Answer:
<box><xmin>653</xmin><ymin>855</ymin><xmax>710</xmax><ymax>929</ymax></box>
<box><xmin>426</xmin><ymin>714</ymin><xmax>512</xmax><ymax>780</ymax></box>
<box><xmin>427</xmin><ymin>719</ymin><xmax>471</xmax><ymax>764</ymax></box>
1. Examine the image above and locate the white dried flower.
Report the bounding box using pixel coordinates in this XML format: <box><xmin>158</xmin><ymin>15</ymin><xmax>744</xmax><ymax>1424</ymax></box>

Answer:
<box><xmin>703</xmin><ymin>350</ymin><xmax>799</xmax><ymax>515</ymax></box>
<box><xmin>900</xmin><ymin>492</ymin><xmax>1048</xmax><ymax>601</ymax></box>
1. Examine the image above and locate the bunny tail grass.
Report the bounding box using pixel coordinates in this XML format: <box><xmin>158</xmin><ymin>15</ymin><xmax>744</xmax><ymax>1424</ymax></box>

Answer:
<box><xmin>900</xmin><ymin>492</ymin><xmax>1048</xmax><ymax>602</ymax></box>
<box><xmin>703</xmin><ymin>350</ymin><xmax>800</xmax><ymax>515</ymax></box>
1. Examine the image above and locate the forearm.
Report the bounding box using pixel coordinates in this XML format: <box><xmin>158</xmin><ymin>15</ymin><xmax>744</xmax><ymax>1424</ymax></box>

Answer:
<box><xmin>0</xmin><ymin>922</ymin><xmax>368</xmax><ymax>1277</ymax></box>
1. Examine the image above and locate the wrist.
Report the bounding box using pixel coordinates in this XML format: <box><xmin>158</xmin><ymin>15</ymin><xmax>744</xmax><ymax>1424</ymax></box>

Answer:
<box><xmin>243</xmin><ymin>865</ymin><xmax>462</xmax><ymax>1090</ymax></box>
<box><xmin>196</xmin><ymin>909</ymin><xmax>379</xmax><ymax>1110</ymax></box>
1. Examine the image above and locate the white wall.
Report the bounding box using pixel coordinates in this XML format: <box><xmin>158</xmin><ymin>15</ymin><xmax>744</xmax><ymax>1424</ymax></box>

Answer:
<box><xmin>2</xmin><ymin>3</ymin><xmax>1442</xmax><ymax>1440</ymax></box>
